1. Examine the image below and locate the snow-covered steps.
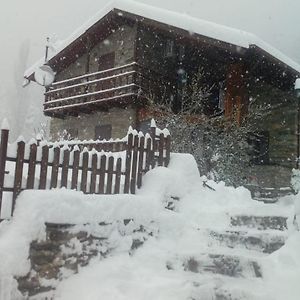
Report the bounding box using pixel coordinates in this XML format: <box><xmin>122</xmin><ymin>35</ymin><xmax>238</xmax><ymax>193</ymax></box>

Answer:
<box><xmin>209</xmin><ymin>230</ymin><xmax>287</xmax><ymax>254</ymax></box>
<box><xmin>230</xmin><ymin>215</ymin><xmax>288</xmax><ymax>231</ymax></box>
<box><xmin>167</xmin><ymin>253</ymin><xmax>262</xmax><ymax>278</ymax></box>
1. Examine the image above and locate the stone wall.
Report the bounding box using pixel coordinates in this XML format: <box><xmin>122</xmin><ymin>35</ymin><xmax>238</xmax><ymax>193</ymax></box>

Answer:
<box><xmin>50</xmin><ymin>24</ymin><xmax>138</xmax><ymax>141</ymax></box>
<box><xmin>50</xmin><ymin>106</ymin><xmax>137</xmax><ymax>140</ymax></box>
<box><xmin>17</xmin><ymin>221</ymin><xmax>153</xmax><ymax>298</ymax></box>
<box><xmin>56</xmin><ymin>24</ymin><xmax>137</xmax><ymax>81</ymax></box>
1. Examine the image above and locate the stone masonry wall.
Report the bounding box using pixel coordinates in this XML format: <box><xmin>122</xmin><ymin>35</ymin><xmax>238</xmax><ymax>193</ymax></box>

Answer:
<box><xmin>50</xmin><ymin>106</ymin><xmax>137</xmax><ymax>140</ymax></box>
<box><xmin>55</xmin><ymin>24</ymin><xmax>137</xmax><ymax>82</ymax></box>
<box><xmin>17</xmin><ymin>221</ymin><xmax>153</xmax><ymax>299</ymax></box>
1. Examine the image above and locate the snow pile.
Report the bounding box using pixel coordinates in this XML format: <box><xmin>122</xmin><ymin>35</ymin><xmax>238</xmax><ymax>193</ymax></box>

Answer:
<box><xmin>0</xmin><ymin>153</ymin><xmax>298</xmax><ymax>299</ymax></box>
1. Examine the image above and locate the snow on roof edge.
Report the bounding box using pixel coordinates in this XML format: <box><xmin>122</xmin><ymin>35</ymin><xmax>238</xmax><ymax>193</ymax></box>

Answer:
<box><xmin>24</xmin><ymin>0</ymin><xmax>300</xmax><ymax>79</ymax></box>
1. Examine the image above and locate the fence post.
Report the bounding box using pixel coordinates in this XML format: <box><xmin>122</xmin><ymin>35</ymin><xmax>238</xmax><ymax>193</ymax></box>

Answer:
<box><xmin>0</xmin><ymin>127</ymin><xmax>9</xmax><ymax>219</ymax></box>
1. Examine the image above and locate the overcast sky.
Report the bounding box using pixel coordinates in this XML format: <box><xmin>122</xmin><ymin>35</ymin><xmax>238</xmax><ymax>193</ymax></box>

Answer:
<box><xmin>1</xmin><ymin>0</ymin><xmax>300</xmax><ymax>138</ymax></box>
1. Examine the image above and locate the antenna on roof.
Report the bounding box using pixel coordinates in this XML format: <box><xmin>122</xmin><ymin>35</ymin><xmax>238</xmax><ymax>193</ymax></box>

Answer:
<box><xmin>45</xmin><ymin>37</ymin><xmax>50</xmax><ymax>62</ymax></box>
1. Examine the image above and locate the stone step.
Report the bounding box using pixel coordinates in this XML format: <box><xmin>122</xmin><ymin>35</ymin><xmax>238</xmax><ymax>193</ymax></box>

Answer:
<box><xmin>209</xmin><ymin>230</ymin><xmax>286</xmax><ymax>254</ymax></box>
<box><xmin>230</xmin><ymin>215</ymin><xmax>288</xmax><ymax>231</ymax></box>
<box><xmin>168</xmin><ymin>254</ymin><xmax>262</xmax><ymax>278</ymax></box>
<box><xmin>189</xmin><ymin>282</ymin><xmax>262</xmax><ymax>300</ymax></box>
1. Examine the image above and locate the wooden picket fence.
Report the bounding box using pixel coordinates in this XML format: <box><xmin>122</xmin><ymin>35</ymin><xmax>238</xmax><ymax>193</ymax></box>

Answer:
<box><xmin>0</xmin><ymin>123</ymin><xmax>171</xmax><ymax>220</ymax></box>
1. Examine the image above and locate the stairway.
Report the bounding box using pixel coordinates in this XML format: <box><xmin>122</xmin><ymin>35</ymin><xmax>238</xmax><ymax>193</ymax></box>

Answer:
<box><xmin>167</xmin><ymin>213</ymin><xmax>289</xmax><ymax>300</ymax></box>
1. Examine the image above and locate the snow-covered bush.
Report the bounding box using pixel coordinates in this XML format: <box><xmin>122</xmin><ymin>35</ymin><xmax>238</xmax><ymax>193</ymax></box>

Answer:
<box><xmin>149</xmin><ymin>69</ymin><xmax>270</xmax><ymax>186</ymax></box>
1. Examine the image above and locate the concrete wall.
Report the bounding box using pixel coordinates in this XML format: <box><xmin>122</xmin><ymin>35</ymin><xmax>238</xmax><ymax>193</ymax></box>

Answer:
<box><xmin>50</xmin><ymin>107</ymin><xmax>136</xmax><ymax>141</ymax></box>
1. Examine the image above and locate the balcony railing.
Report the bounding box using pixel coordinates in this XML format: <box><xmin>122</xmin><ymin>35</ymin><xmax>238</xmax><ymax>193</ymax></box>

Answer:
<box><xmin>44</xmin><ymin>62</ymin><xmax>175</xmax><ymax>117</ymax></box>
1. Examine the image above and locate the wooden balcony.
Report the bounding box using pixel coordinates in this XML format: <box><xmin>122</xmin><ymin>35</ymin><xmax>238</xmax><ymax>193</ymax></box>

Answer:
<box><xmin>44</xmin><ymin>62</ymin><xmax>175</xmax><ymax>118</ymax></box>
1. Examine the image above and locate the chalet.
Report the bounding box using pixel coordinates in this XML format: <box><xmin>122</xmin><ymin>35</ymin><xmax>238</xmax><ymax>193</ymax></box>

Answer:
<box><xmin>24</xmin><ymin>0</ymin><xmax>300</xmax><ymax>188</ymax></box>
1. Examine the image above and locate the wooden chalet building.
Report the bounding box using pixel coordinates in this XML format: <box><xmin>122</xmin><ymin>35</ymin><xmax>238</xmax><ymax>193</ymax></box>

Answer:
<box><xmin>24</xmin><ymin>0</ymin><xmax>300</xmax><ymax>188</ymax></box>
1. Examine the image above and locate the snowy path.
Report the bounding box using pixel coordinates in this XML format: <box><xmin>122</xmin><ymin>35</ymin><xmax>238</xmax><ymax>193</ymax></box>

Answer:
<box><xmin>0</xmin><ymin>153</ymin><xmax>299</xmax><ymax>300</ymax></box>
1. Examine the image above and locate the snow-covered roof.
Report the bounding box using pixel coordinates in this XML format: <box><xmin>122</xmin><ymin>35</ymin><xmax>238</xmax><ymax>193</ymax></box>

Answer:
<box><xmin>24</xmin><ymin>0</ymin><xmax>300</xmax><ymax>79</ymax></box>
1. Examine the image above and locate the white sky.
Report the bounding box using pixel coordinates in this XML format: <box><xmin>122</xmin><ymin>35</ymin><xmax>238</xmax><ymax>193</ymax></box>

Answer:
<box><xmin>0</xmin><ymin>0</ymin><xmax>300</xmax><ymax>138</ymax></box>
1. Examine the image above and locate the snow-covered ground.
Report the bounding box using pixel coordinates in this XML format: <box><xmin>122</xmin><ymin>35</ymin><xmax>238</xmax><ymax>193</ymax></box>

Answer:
<box><xmin>0</xmin><ymin>153</ymin><xmax>299</xmax><ymax>299</ymax></box>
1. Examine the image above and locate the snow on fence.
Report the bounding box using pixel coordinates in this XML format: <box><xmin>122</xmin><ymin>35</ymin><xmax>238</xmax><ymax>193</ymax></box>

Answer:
<box><xmin>0</xmin><ymin>121</ymin><xmax>171</xmax><ymax>220</ymax></box>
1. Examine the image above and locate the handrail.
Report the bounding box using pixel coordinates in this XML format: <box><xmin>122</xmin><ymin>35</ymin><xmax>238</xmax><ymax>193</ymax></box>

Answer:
<box><xmin>44</xmin><ymin>93</ymin><xmax>137</xmax><ymax>112</ymax></box>
<box><xmin>51</xmin><ymin>62</ymin><xmax>138</xmax><ymax>87</ymax></box>
<box><xmin>45</xmin><ymin>70</ymin><xmax>136</xmax><ymax>95</ymax></box>
<box><xmin>44</xmin><ymin>83</ymin><xmax>138</xmax><ymax>105</ymax></box>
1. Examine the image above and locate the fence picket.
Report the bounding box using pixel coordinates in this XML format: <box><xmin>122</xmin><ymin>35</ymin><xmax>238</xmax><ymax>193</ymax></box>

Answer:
<box><xmin>80</xmin><ymin>151</ymin><xmax>89</xmax><ymax>193</ymax></box>
<box><xmin>137</xmin><ymin>136</ymin><xmax>145</xmax><ymax>189</ymax></box>
<box><xmin>50</xmin><ymin>147</ymin><xmax>60</xmax><ymax>189</ymax></box>
<box><xmin>106</xmin><ymin>156</ymin><xmax>114</xmax><ymax>194</ymax></box>
<box><xmin>124</xmin><ymin>133</ymin><xmax>133</xmax><ymax>194</ymax></box>
<box><xmin>165</xmin><ymin>135</ymin><xmax>171</xmax><ymax>167</ymax></box>
<box><xmin>150</xmin><ymin>125</ymin><xmax>156</xmax><ymax>168</ymax></box>
<box><xmin>71</xmin><ymin>150</ymin><xmax>80</xmax><ymax>190</ymax></box>
<box><xmin>12</xmin><ymin>141</ymin><xmax>25</xmax><ymax>214</ymax></box>
<box><xmin>145</xmin><ymin>137</ymin><xmax>152</xmax><ymax>172</ymax></box>
<box><xmin>158</xmin><ymin>133</ymin><xmax>164</xmax><ymax>167</ymax></box>
<box><xmin>98</xmin><ymin>155</ymin><xmax>107</xmax><ymax>194</ymax></box>
<box><xmin>39</xmin><ymin>145</ymin><xmax>49</xmax><ymax>190</ymax></box>
<box><xmin>0</xmin><ymin>129</ymin><xmax>9</xmax><ymax>218</ymax></box>
<box><xmin>61</xmin><ymin>148</ymin><xmax>70</xmax><ymax>188</ymax></box>
<box><xmin>114</xmin><ymin>157</ymin><xmax>122</xmax><ymax>194</ymax></box>
<box><xmin>90</xmin><ymin>153</ymin><xmax>98</xmax><ymax>194</ymax></box>
<box><xmin>130</xmin><ymin>135</ymin><xmax>139</xmax><ymax>194</ymax></box>
<box><xmin>27</xmin><ymin>143</ymin><xmax>37</xmax><ymax>189</ymax></box>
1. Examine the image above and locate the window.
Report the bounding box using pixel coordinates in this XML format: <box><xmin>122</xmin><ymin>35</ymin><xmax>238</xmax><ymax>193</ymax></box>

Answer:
<box><xmin>248</xmin><ymin>131</ymin><xmax>270</xmax><ymax>165</ymax></box>
<box><xmin>95</xmin><ymin>124</ymin><xmax>112</xmax><ymax>140</ymax></box>
<box><xmin>165</xmin><ymin>39</ymin><xmax>175</xmax><ymax>57</ymax></box>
